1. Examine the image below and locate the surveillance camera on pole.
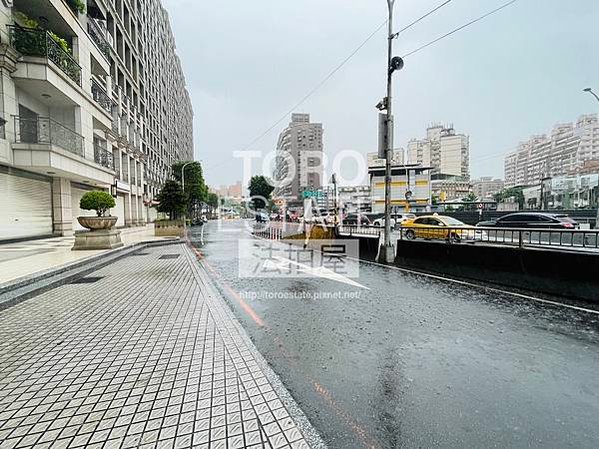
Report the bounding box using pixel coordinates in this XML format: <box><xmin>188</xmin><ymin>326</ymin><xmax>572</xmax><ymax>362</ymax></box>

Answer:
<box><xmin>378</xmin><ymin>0</ymin><xmax>404</xmax><ymax>264</ymax></box>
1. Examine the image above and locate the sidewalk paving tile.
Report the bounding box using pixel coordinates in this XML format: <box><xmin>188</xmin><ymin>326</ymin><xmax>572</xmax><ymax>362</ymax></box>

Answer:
<box><xmin>0</xmin><ymin>244</ymin><xmax>321</xmax><ymax>448</ymax></box>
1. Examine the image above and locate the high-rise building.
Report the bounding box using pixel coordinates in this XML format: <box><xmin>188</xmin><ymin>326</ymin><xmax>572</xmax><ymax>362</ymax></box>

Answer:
<box><xmin>504</xmin><ymin>114</ymin><xmax>599</xmax><ymax>188</ymax></box>
<box><xmin>367</xmin><ymin>149</ymin><xmax>404</xmax><ymax>168</ymax></box>
<box><xmin>407</xmin><ymin>124</ymin><xmax>470</xmax><ymax>179</ymax></box>
<box><xmin>472</xmin><ymin>177</ymin><xmax>505</xmax><ymax>200</ymax></box>
<box><xmin>273</xmin><ymin>113</ymin><xmax>324</xmax><ymax>206</ymax></box>
<box><xmin>0</xmin><ymin>0</ymin><xmax>193</xmax><ymax>241</ymax></box>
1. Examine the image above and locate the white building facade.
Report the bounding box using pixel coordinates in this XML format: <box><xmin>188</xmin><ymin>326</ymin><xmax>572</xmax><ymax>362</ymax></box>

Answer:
<box><xmin>504</xmin><ymin>114</ymin><xmax>599</xmax><ymax>188</ymax></box>
<box><xmin>407</xmin><ymin>124</ymin><xmax>470</xmax><ymax>179</ymax></box>
<box><xmin>273</xmin><ymin>113</ymin><xmax>324</xmax><ymax>207</ymax></box>
<box><xmin>0</xmin><ymin>0</ymin><xmax>193</xmax><ymax>241</ymax></box>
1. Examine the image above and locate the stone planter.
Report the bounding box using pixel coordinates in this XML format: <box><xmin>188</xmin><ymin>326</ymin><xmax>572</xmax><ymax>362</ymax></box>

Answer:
<box><xmin>155</xmin><ymin>220</ymin><xmax>186</xmax><ymax>237</ymax></box>
<box><xmin>73</xmin><ymin>216</ymin><xmax>123</xmax><ymax>251</ymax></box>
<box><xmin>77</xmin><ymin>216</ymin><xmax>118</xmax><ymax>230</ymax></box>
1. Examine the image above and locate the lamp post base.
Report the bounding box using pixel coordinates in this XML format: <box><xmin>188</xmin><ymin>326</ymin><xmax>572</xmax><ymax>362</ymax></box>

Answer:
<box><xmin>378</xmin><ymin>243</ymin><xmax>396</xmax><ymax>264</ymax></box>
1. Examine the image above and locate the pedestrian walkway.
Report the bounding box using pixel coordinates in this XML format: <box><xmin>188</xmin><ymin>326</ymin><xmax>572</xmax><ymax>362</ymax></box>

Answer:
<box><xmin>0</xmin><ymin>243</ymin><xmax>322</xmax><ymax>449</ymax></box>
<box><xmin>0</xmin><ymin>225</ymin><xmax>173</xmax><ymax>285</ymax></box>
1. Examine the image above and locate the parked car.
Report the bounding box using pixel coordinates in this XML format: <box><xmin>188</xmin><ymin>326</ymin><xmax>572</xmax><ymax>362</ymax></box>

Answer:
<box><xmin>343</xmin><ymin>213</ymin><xmax>371</xmax><ymax>226</ymax></box>
<box><xmin>402</xmin><ymin>215</ymin><xmax>480</xmax><ymax>243</ymax></box>
<box><xmin>372</xmin><ymin>213</ymin><xmax>416</xmax><ymax>228</ymax></box>
<box><xmin>476</xmin><ymin>212</ymin><xmax>579</xmax><ymax>229</ymax></box>
<box><xmin>255</xmin><ymin>212</ymin><xmax>269</xmax><ymax>223</ymax></box>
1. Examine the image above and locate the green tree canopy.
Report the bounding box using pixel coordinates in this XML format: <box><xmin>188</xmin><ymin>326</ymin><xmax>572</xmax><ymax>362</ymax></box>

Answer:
<box><xmin>206</xmin><ymin>192</ymin><xmax>219</xmax><ymax>208</ymax></box>
<box><xmin>172</xmin><ymin>161</ymin><xmax>208</xmax><ymax>213</ymax></box>
<box><xmin>80</xmin><ymin>191</ymin><xmax>115</xmax><ymax>217</ymax></box>
<box><xmin>462</xmin><ymin>192</ymin><xmax>478</xmax><ymax>203</ymax></box>
<box><xmin>156</xmin><ymin>180</ymin><xmax>187</xmax><ymax>220</ymax></box>
<box><xmin>494</xmin><ymin>187</ymin><xmax>525</xmax><ymax>209</ymax></box>
<box><xmin>248</xmin><ymin>175</ymin><xmax>274</xmax><ymax>210</ymax></box>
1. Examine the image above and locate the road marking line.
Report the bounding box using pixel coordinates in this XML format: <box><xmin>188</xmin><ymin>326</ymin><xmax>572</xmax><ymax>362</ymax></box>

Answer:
<box><xmin>356</xmin><ymin>257</ymin><xmax>599</xmax><ymax>315</ymax></box>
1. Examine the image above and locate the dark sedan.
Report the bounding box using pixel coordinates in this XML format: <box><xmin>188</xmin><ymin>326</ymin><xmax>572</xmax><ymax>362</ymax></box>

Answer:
<box><xmin>477</xmin><ymin>212</ymin><xmax>579</xmax><ymax>229</ymax></box>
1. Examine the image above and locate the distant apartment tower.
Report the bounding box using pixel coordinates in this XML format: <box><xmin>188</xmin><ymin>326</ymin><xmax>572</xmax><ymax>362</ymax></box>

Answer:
<box><xmin>407</xmin><ymin>124</ymin><xmax>470</xmax><ymax>179</ymax></box>
<box><xmin>367</xmin><ymin>149</ymin><xmax>404</xmax><ymax>168</ymax></box>
<box><xmin>274</xmin><ymin>113</ymin><xmax>324</xmax><ymax>206</ymax></box>
<box><xmin>0</xmin><ymin>0</ymin><xmax>193</xmax><ymax>241</ymax></box>
<box><xmin>472</xmin><ymin>177</ymin><xmax>505</xmax><ymax>199</ymax></box>
<box><xmin>504</xmin><ymin>114</ymin><xmax>599</xmax><ymax>188</ymax></box>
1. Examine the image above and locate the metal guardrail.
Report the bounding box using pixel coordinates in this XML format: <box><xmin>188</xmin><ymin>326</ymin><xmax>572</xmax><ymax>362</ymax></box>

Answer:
<box><xmin>91</xmin><ymin>79</ymin><xmax>115</xmax><ymax>113</ymax></box>
<box><xmin>87</xmin><ymin>18</ymin><xmax>111</xmax><ymax>59</ymax></box>
<box><xmin>337</xmin><ymin>224</ymin><xmax>599</xmax><ymax>251</ymax></box>
<box><xmin>14</xmin><ymin>116</ymin><xmax>84</xmax><ymax>157</ymax></box>
<box><xmin>338</xmin><ymin>225</ymin><xmax>382</xmax><ymax>238</ymax></box>
<box><xmin>8</xmin><ymin>25</ymin><xmax>82</xmax><ymax>85</ymax></box>
<box><xmin>93</xmin><ymin>144</ymin><xmax>114</xmax><ymax>170</ymax></box>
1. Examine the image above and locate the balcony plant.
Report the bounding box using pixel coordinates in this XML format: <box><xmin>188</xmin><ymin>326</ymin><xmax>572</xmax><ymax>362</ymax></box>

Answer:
<box><xmin>66</xmin><ymin>0</ymin><xmax>86</xmax><ymax>14</ymax></box>
<box><xmin>78</xmin><ymin>190</ymin><xmax>118</xmax><ymax>230</ymax></box>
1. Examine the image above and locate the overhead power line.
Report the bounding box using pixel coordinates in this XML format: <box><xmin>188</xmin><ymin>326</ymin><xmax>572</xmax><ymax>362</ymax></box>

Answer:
<box><xmin>213</xmin><ymin>0</ymin><xmax>454</xmax><ymax>163</ymax></box>
<box><xmin>402</xmin><ymin>0</ymin><xmax>519</xmax><ymax>59</ymax></box>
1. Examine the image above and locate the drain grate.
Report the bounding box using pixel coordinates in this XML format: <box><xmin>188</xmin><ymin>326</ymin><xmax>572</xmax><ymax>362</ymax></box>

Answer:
<box><xmin>159</xmin><ymin>254</ymin><xmax>180</xmax><ymax>260</ymax></box>
<box><xmin>70</xmin><ymin>276</ymin><xmax>104</xmax><ymax>284</ymax></box>
<box><xmin>131</xmin><ymin>252</ymin><xmax>149</xmax><ymax>256</ymax></box>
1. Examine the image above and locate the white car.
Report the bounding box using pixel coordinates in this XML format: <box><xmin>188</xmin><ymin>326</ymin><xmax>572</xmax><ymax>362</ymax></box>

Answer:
<box><xmin>372</xmin><ymin>213</ymin><xmax>416</xmax><ymax>229</ymax></box>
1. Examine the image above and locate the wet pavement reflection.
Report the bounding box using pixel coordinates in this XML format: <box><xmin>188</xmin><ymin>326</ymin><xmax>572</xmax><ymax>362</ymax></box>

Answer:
<box><xmin>190</xmin><ymin>220</ymin><xmax>599</xmax><ymax>449</ymax></box>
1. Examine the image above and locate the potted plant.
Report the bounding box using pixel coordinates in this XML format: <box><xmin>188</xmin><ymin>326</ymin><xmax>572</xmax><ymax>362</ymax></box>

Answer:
<box><xmin>78</xmin><ymin>190</ymin><xmax>118</xmax><ymax>230</ymax></box>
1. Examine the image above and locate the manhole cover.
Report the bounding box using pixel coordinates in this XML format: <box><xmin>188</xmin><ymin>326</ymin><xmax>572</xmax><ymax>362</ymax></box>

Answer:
<box><xmin>70</xmin><ymin>276</ymin><xmax>104</xmax><ymax>284</ymax></box>
<box><xmin>159</xmin><ymin>254</ymin><xmax>180</xmax><ymax>260</ymax></box>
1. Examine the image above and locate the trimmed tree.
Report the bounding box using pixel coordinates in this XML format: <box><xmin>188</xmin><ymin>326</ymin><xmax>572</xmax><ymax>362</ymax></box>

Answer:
<box><xmin>80</xmin><ymin>191</ymin><xmax>115</xmax><ymax>217</ymax></box>
<box><xmin>172</xmin><ymin>161</ymin><xmax>208</xmax><ymax>218</ymax></box>
<box><xmin>248</xmin><ymin>175</ymin><xmax>274</xmax><ymax>210</ymax></box>
<box><xmin>156</xmin><ymin>180</ymin><xmax>187</xmax><ymax>220</ymax></box>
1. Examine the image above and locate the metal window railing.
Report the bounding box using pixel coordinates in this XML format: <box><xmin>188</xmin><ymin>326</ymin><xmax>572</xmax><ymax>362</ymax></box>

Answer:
<box><xmin>91</xmin><ymin>79</ymin><xmax>115</xmax><ymax>113</ymax></box>
<box><xmin>396</xmin><ymin>225</ymin><xmax>599</xmax><ymax>250</ymax></box>
<box><xmin>87</xmin><ymin>18</ymin><xmax>111</xmax><ymax>59</ymax></box>
<box><xmin>14</xmin><ymin>116</ymin><xmax>84</xmax><ymax>157</ymax></box>
<box><xmin>8</xmin><ymin>25</ymin><xmax>82</xmax><ymax>86</ymax></box>
<box><xmin>94</xmin><ymin>144</ymin><xmax>114</xmax><ymax>170</ymax></box>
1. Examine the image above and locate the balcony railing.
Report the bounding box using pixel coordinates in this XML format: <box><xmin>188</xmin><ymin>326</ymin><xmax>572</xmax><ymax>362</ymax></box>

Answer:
<box><xmin>8</xmin><ymin>26</ymin><xmax>82</xmax><ymax>86</ymax></box>
<box><xmin>94</xmin><ymin>145</ymin><xmax>114</xmax><ymax>170</ymax></box>
<box><xmin>87</xmin><ymin>18</ymin><xmax>111</xmax><ymax>59</ymax></box>
<box><xmin>91</xmin><ymin>79</ymin><xmax>115</xmax><ymax>113</ymax></box>
<box><xmin>14</xmin><ymin>116</ymin><xmax>84</xmax><ymax>157</ymax></box>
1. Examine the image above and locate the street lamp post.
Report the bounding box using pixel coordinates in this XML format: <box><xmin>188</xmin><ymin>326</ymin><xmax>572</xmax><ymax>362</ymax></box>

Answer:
<box><xmin>583</xmin><ymin>88</ymin><xmax>599</xmax><ymax>229</ymax></box>
<box><xmin>379</xmin><ymin>0</ymin><xmax>403</xmax><ymax>263</ymax></box>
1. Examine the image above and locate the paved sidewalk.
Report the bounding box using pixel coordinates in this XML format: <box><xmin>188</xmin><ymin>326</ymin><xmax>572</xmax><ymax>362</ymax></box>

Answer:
<box><xmin>0</xmin><ymin>225</ymin><xmax>173</xmax><ymax>285</ymax></box>
<box><xmin>0</xmin><ymin>243</ymin><xmax>323</xmax><ymax>448</ymax></box>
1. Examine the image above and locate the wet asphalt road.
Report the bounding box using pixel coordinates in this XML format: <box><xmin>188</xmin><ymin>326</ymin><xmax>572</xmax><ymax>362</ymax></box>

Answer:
<box><xmin>190</xmin><ymin>220</ymin><xmax>599</xmax><ymax>449</ymax></box>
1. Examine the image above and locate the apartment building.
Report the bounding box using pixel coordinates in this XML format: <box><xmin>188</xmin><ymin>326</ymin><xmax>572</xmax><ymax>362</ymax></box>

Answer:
<box><xmin>367</xmin><ymin>149</ymin><xmax>404</xmax><ymax>168</ymax></box>
<box><xmin>504</xmin><ymin>114</ymin><xmax>599</xmax><ymax>188</ymax></box>
<box><xmin>407</xmin><ymin>124</ymin><xmax>470</xmax><ymax>180</ymax></box>
<box><xmin>472</xmin><ymin>176</ymin><xmax>504</xmax><ymax>200</ymax></box>
<box><xmin>369</xmin><ymin>164</ymin><xmax>432</xmax><ymax>213</ymax></box>
<box><xmin>0</xmin><ymin>0</ymin><xmax>193</xmax><ymax>241</ymax></box>
<box><xmin>273</xmin><ymin>113</ymin><xmax>324</xmax><ymax>206</ymax></box>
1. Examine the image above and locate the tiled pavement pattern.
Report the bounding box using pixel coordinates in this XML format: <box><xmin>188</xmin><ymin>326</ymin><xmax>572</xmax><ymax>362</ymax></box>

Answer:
<box><xmin>0</xmin><ymin>244</ymin><xmax>321</xmax><ymax>449</ymax></box>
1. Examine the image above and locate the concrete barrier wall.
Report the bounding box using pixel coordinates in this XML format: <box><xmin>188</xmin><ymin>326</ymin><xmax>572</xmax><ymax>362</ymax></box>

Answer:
<box><xmin>394</xmin><ymin>240</ymin><xmax>599</xmax><ymax>302</ymax></box>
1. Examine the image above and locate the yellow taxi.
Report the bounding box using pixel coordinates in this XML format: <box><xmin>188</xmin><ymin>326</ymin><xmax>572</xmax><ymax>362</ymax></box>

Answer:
<box><xmin>401</xmin><ymin>215</ymin><xmax>478</xmax><ymax>243</ymax></box>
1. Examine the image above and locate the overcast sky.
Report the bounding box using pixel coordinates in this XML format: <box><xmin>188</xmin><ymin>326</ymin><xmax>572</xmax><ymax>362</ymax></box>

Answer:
<box><xmin>162</xmin><ymin>0</ymin><xmax>599</xmax><ymax>188</ymax></box>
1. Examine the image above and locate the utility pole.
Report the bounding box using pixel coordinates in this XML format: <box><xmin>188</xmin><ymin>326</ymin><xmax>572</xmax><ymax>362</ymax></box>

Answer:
<box><xmin>583</xmin><ymin>88</ymin><xmax>599</xmax><ymax>228</ymax></box>
<box><xmin>379</xmin><ymin>0</ymin><xmax>403</xmax><ymax>263</ymax></box>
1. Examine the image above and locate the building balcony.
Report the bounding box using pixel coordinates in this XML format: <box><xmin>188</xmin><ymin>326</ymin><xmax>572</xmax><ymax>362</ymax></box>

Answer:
<box><xmin>87</xmin><ymin>18</ymin><xmax>112</xmax><ymax>59</ymax></box>
<box><xmin>8</xmin><ymin>25</ymin><xmax>81</xmax><ymax>86</ymax></box>
<box><xmin>12</xmin><ymin>116</ymin><xmax>114</xmax><ymax>186</ymax></box>
<box><xmin>14</xmin><ymin>116</ymin><xmax>83</xmax><ymax>157</ymax></box>
<box><xmin>94</xmin><ymin>144</ymin><xmax>114</xmax><ymax>170</ymax></box>
<box><xmin>91</xmin><ymin>78</ymin><xmax>115</xmax><ymax>114</ymax></box>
